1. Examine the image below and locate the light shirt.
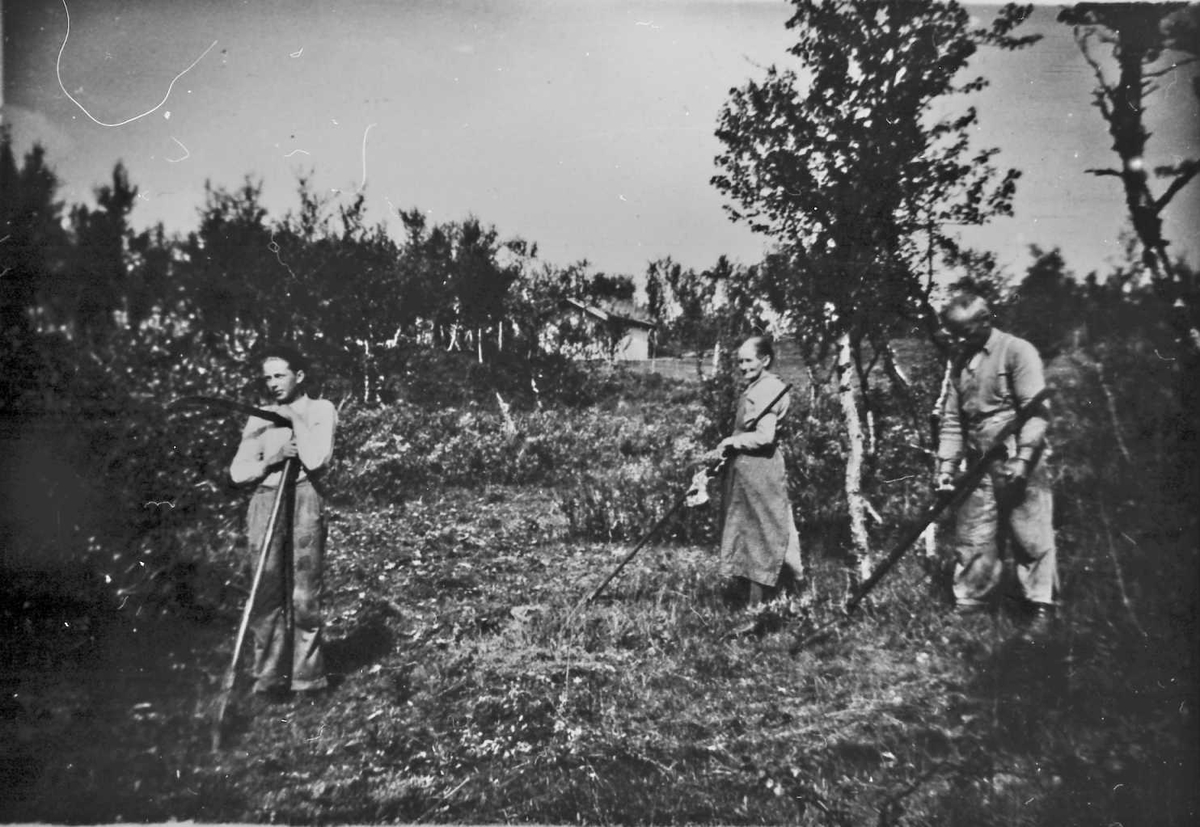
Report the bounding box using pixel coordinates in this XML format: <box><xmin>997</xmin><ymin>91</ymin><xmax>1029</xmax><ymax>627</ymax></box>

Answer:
<box><xmin>937</xmin><ymin>328</ymin><xmax>1049</xmax><ymax>465</ymax></box>
<box><xmin>229</xmin><ymin>395</ymin><xmax>337</xmax><ymax>487</ymax></box>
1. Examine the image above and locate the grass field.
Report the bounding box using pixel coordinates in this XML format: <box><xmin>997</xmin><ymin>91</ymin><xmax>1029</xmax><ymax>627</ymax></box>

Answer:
<box><xmin>2</xmin><ymin>477</ymin><xmax>1194</xmax><ymax>825</ymax></box>
<box><xmin>1</xmin><ymin>360</ymin><xmax>1196</xmax><ymax>826</ymax></box>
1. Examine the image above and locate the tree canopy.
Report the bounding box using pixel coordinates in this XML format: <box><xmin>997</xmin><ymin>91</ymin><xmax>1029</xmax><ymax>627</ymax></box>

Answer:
<box><xmin>713</xmin><ymin>0</ymin><xmax>1038</xmax><ymax>340</ymax></box>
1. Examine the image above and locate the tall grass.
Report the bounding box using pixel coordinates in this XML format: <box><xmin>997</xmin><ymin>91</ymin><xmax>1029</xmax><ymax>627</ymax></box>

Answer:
<box><xmin>2</xmin><ymin>325</ymin><xmax>1196</xmax><ymax>825</ymax></box>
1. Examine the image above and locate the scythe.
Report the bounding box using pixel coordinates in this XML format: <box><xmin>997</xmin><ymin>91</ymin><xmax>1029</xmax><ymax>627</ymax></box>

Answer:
<box><xmin>580</xmin><ymin>382</ymin><xmax>793</xmax><ymax>608</ymax></box>
<box><xmin>789</xmin><ymin>387</ymin><xmax>1052</xmax><ymax>654</ymax></box>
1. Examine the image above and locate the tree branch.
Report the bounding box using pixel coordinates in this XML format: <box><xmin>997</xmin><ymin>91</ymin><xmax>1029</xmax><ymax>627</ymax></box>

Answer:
<box><xmin>1144</xmin><ymin>56</ymin><xmax>1197</xmax><ymax>78</ymax></box>
<box><xmin>1154</xmin><ymin>160</ymin><xmax>1200</xmax><ymax>213</ymax></box>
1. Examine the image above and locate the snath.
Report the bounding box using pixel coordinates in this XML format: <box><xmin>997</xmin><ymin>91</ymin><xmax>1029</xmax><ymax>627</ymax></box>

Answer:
<box><xmin>789</xmin><ymin>387</ymin><xmax>1053</xmax><ymax>655</ymax></box>
<box><xmin>167</xmin><ymin>395</ymin><xmax>296</xmax><ymax>750</ymax></box>
<box><xmin>579</xmin><ymin>383</ymin><xmax>793</xmax><ymax>608</ymax></box>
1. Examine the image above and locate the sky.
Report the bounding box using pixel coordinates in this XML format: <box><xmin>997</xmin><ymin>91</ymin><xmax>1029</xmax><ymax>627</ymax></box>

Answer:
<box><xmin>3</xmin><ymin>0</ymin><xmax>1198</xmax><ymax>286</ymax></box>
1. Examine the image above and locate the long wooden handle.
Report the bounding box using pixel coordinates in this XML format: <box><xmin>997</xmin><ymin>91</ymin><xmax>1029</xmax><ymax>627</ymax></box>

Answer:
<box><xmin>583</xmin><ymin>494</ymin><xmax>691</xmax><ymax>606</ymax></box>
<box><xmin>211</xmin><ymin>458</ymin><xmax>297</xmax><ymax>751</ymax></box>
<box><xmin>849</xmin><ymin>387</ymin><xmax>1052</xmax><ymax>612</ymax></box>
<box><xmin>790</xmin><ymin>388</ymin><xmax>1053</xmax><ymax>654</ymax></box>
<box><xmin>583</xmin><ymin>382</ymin><xmax>796</xmax><ymax>607</ymax></box>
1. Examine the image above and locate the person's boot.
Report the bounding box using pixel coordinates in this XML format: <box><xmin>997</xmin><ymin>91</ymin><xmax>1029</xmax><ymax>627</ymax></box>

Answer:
<box><xmin>953</xmin><ymin>601</ymin><xmax>993</xmax><ymax>623</ymax></box>
<box><xmin>780</xmin><ymin>565</ymin><xmax>807</xmax><ymax>601</ymax></box>
<box><xmin>1020</xmin><ymin>602</ymin><xmax>1055</xmax><ymax>644</ymax></box>
<box><xmin>729</xmin><ymin>580</ymin><xmax>766</xmax><ymax>637</ymax></box>
<box><xmin>747</xmin><ymin>582</ymin><xmax>764</xmax><ymax>608</ymax></box>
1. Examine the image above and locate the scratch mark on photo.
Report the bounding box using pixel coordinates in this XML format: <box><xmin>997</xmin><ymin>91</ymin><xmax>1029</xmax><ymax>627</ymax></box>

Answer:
<box><xmin>358</xmin><ymin>123</ymin><xmax>377</xmax><ymax>191</ymax></box>
<box><xmin>268</xmin><ymin>234</ymin><xmax>300</xmax><ymax>281</ymax></box>
<box><xmin>165</xmin><ymin>137</ymin><xmax>190</xmax><ymax>163</ymax></box>
<box><xmin>56</xmin><ymin>0</ymin><xmax>217</xmax><ymax>128</ymax></box>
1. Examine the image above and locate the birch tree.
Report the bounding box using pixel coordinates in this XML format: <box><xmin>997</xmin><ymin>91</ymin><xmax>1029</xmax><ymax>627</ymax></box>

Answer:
<box><xmin>712</xmin><ymin>0</ymin><xmax>1036</xmax><ymax>595</ymax></box>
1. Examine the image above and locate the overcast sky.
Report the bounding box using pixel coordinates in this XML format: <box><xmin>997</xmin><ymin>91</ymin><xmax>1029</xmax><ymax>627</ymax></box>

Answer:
<box><xmin>4</xmin><ymin>0</ymin><xmax>1198</xmax><ymax>285</ymax></box>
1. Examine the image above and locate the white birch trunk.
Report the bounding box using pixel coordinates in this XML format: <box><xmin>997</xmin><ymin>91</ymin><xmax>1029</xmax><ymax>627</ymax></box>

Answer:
<box><xmin>359</xmin><ymin>338</ymin><xmax>374</xmax><ymax>404</ymax></box>
<box><xmin>805</xmin><ymin>363</ymin><xmax>818</xmax><ymax>421</ymax></box>
<box><xmin>836</xmin><ymin>331</ymin><xmax>871</xmax><ymax>594</ymax></box>
<box><xmin>921</xmin><ymin>524</ymin><xmax>938</xmax><ymax>563</ymax></box>
<box><xmin>923</xmin><ymin>359</ymin><xmax>955</xmax><ymax>567</ymax></box>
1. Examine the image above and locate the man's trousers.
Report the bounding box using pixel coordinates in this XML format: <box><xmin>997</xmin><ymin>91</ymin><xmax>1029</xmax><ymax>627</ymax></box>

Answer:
<box><xmin>952</xmin><ymin>458</ymin><xmax>1058</xmax><ymax>609</ymax></box>
<box><xmin>245</xmin><ymin>479</ymin><xmax>327</xmax><ymax>692</ymax></box>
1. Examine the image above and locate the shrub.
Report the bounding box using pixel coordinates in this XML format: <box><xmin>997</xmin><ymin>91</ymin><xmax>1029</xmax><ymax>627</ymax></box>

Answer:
<box><xmin>337</xmin><ymin>389</ymin><xmax>716</xmax><ymax>546</ymax></box>
<box><xmin>0</xmin><ymin>318</ymin><xmax>266</xmax><ymax>634</ymax></box>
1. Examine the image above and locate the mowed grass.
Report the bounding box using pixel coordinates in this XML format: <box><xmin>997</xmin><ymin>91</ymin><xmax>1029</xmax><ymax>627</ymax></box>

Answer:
<box><xmin>3</xmin><ymin>480</ymin><xmax>1193</xmax><ymax>825</ymax></box>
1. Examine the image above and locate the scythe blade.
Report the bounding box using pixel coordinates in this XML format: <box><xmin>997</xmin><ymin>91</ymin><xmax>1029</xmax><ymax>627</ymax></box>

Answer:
<box><xmin>167</xmin><ymin>395</ymin><xmax>292</xmax><ymax>428</ymax></box>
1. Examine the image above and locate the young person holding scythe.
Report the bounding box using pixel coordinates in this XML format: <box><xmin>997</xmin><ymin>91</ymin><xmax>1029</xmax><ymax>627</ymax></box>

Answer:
<box><xmin>229</xmin><ymin>345</ymin><xmax>337</xmax><ymax>697</ymax></box>
<box><xmin>703</xmin><ymin>335</ymin><xmax>804</xmax><ymax>608</ymax></box>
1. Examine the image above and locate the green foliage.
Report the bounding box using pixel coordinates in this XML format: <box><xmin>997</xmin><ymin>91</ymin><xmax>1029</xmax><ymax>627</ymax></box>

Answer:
<box><xmin>0</xmin><ymin>132</ymin><xmax>662</xmax><ymax>626</ymax></box>
<box><xmin>712</xmin><ymin>0</ymin><xmax>1038</xmax><ymax>338</ymax></box>
<box><xmin>335</xmin><ymin>401</ymin><xmax>547</xmax><ymax>496</ymax></box>
<box><xmin>2</xmin><ymin>89</ymin><xmax>1198</xmax><ymax>827</ymax></box>
<box><xmin>709</xmin><ymin>0</ymin><xmax>1042</xmax><ymax>574</ymax></box>
<box><xmin>331</xmin><ymin>374</ymin><xmax>715</xmax><ymax>544</ymax></box>
<box><xmin>643</xmin><ymin>255</ymin><xmax>768</xmax><ymax>358</ymax></box>
<box><xmin>996</xmin><ymin>246</ymin><xmax>1085</xmax><ymax>359</ymax></box>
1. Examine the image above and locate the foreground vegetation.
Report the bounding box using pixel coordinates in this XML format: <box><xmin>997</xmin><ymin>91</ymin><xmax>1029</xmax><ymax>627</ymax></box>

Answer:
<box><xmin>2</xmin><ymin>357</ymin><xmax>1195</xmax><ymax>825</ymax></box>
<box><xmin>2</xmin><ymin>7</ymin><xmax>1196</xmax><ymax>812</ymax></box>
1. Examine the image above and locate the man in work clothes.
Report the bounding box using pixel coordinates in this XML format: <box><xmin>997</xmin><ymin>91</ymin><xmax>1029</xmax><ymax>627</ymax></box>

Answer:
<box><xmin>935</xmin><ymin>294</ymin><xmax>1058</xmax><ymax>638</ymax></box>
<box><xmin>230</xmin><ymin>346</ymin><xmax>337</xmax><ymax>695</ymax></box>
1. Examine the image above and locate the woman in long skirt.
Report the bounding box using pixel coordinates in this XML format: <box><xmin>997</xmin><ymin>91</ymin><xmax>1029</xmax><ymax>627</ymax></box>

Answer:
<box><xmin>706</xmin><ymin>336</ymin><xmax>803</xmax><ymax>607</ymax></box>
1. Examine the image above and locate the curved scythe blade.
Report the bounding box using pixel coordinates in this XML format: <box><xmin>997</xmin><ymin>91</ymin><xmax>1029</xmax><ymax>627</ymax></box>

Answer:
<box><xmin>167</xmin><ymin>395</ymin><xmax>291</xmax><ymax>428</ymax></box>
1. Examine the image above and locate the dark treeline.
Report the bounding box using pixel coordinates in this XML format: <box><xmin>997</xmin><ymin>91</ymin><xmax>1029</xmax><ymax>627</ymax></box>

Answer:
<box><xmin>0</xmin><ymin>128</ymin><xmax>777</xmax><ymax>603</ymax></box>
<box><xmin>3</xmin><ymin>122</ymin><xmax>1195</xmax><ymax>609</ymax></box>
<box><xmin>0</xmin><ymin>129</ymin><xmax>771</xmax><ymax>417</ymax></box>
